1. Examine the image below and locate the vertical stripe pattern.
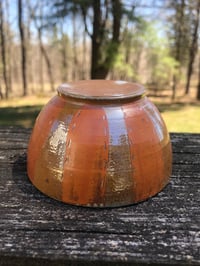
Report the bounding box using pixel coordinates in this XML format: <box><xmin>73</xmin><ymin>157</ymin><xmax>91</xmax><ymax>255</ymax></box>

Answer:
<box><xmin>34</xmin><ymin>119</ymin><xmax>71</xmax><ymax>200</ymax></box>
<box><xmin>62</xmin><ymin>106</ymin><xmax>109</xmax><ymax>206</ymax></box>
<box><xmin>123</xmin><ymin>97</ymin><xmax>170</xmax><ymax>202</ymax></box>
<box><xmin>104</xmin><ymin>107</ymin><xmax>134</xmax><ymax>206</ymax></box>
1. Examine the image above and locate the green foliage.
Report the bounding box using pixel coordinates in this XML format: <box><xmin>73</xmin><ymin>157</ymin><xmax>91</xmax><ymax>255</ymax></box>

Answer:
<box><xmin>112</xmin><ymin>48</ymin><xmax>136</xmax><ymax>79</ymax></box>
<box><xmin>166</xmin><ymin>0</ymin><xmax>192</xmax><ymax>66</ymax></box>
<box><xmin>145</xmin><ymin>24</ymin><xmax>179</xmax><ymax>86</ymax></box>
<box><xmin>153</xmin><ymin>55</ymin><xmax>179</xmax><ymax>85</ymax></box>
<box><xmin>104</xmin><ymin>42</ymin><xmax>120</xmax><ymax>68</ymax></box>
<box><xmin>110</xmin><ymin>19</ymin><xmax>178</xmax><ymax>86</ymax></box>
<box><xmin>148</xmin><ymin>36</ymin><xmax>179</xmax><ymax>86</ymax></box>
<box><xmin>52</xmin><ymin>0</ymin><xmax>144</xmax><ymax>78</ymax></box>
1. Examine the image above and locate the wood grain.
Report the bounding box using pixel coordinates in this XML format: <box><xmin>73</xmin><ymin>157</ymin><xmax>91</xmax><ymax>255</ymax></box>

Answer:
<box><xmin>0</xmin><ymin>127</ymin><xmax>199</xmax><ymax>265</ymax></box>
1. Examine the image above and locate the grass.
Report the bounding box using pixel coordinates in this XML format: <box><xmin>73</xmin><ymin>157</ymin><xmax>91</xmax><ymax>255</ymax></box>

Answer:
<box><xmin>0</xmin><ymin>105</ymin><xmax>42</xmax><ymax>128</ymax></box>
<box><xmin>0</xmin><ymin>96</ymin><xmax>51</xmax><ymax>128</ymax></box>
<box><xmin>0</xmin><ymin>95</ymin><xmax>200</xmax><ymax>133</ymax></box>
<box><xmin>158</xmin><ymin>102</ymin><xmax>200</xmax><ymax>133</ymax></box>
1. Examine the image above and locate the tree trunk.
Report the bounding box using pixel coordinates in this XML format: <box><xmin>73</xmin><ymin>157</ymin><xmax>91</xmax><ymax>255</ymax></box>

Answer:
<box><xmin>112</xmin><ymin>0</ymin><xmax>121</xmax><ymax>44</ymax></box>
<box><xmin>38</xmin><ymin>1</ymin><xmax>44</xmax><ymax>92</ymax></box>
<box><xmin>91</xmin><ymin>0</ymin><xmax>100</xmax><ymax>79</ymax></box>
<box><xmin>197</xmin><ymin>55</ymin><xmax>200</xmax><ymax>100</ymax></box>
<box><xmin>125</xmin><ymin>32</ymin><xmax>131</xmax><ymax>64</ymax></box>
<box><xmin>39</xmin><ymin>51</ymin><xmax>44</xmax><ymax>92</ymax></box>
<box><xmin>5</xmin><ymin>0</ymin><xmax>12</xmax><ymax>93</ymax></box>
<box><xmin>60</xmin><ymin>21</ymin><xmax>68</xmax><ymax>82</ymax></box>
<box><xmin>72</xmin><ymin>11</ymin><xmax>78</xmax><ymax>80</ymax></box>
<box><xmin>172</xmin><ymin>74</ymin><xmax>177</xmax><ymax>100</ymax></box>
<box><xmin>103</xmin><ymin>0</ymin><xmax>121</xmax><ymax>72</ymax></box>
<box><xmin>171</xmin><ymin>0</ymin><xmax>185</xmax><ymax>100</ymax></box>
<box><xmin>18</xmin><ymin>0</ymin><xmax>27</xmax><ymax>96</ymax></box>
<box><xmin>185</xmin><ymin>0</ymin><xmax>200</xmax><ymax>95</ymax></box>
<box><xmin>0</xmin><ymin>83</ymin><xmax>3</xmax><ymax>99</ymax></box>
<box><xmin>81</xmin><ymin>27</ymin><xmax>87</xmax><ymax>79</ymax></box>
<box><xmin>30</xmin><ymin>2</ymin><xmax>54</xmax><ymax>92</ymax></box>
<box><xmin>26</xmin><ymin>0</ymin><xmax>34</xmax><ymax>93</ymax></box>
<box><xmin>91</xmin><ymin>0</ymin><xmax>122</xmax><ymax>79</ymax></box>
<box><xmin>38</xmin><ymin>28</ymin><xmax>54</xmax><ymax>92</ymax></box>
<box><xmin>0</xmin><ymin>0</ymin><xmax>9</xmax><ymax>98</ymax></box>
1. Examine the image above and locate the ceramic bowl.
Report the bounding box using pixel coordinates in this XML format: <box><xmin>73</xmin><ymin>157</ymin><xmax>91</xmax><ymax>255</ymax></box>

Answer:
<box><xmin>27</xmin><ymin>80</ymin><xmax>172</xmax><ymax>207</ymax></box>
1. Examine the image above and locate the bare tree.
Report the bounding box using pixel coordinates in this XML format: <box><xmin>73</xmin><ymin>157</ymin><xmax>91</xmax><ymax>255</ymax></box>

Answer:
<box><xmin>197</xmin><ymin>55</ymin><xmax>200</xmax><ymax>100</ymax></box>
<box><xmin>54</xmin><ymin>0</ymin><xmax>123</xmax><ymax>79</ymax></box>
<box><xmin>60</xmin><ymin>20</ymin><xmax>68</xmax><ymax>82</ymax></box>
<box><xmin>81</xmin><ymin>27</ymin><xmax>87</xmax><ymax>79</ymax></box>
<box><xmin>38</xmin><ymin>1</ymin><xmax>44</xmax><ymax>92</ymax></box>
<box><xmin>29</xmin><ymin>1</ymin><xmax>55</xmax><ymax>92</ymax></box>
<box><xmin>0</xmin><ymin>83</ymin><xmax>3</xmax><ymax>99</ymax></box>
<box><xmin>90</xmin><ymin>0</ymin><xmax>122</xmax><ymax>79</ymax></box>
<box><xmin>18</xmin><ymin>0</ymin><xmax>28</xmax><ymax>96</ymax></box>
<box><xmin>0</xmin><ymin>0</ymin><xmax>10</xmax><ymax>98</ymax></box>
<box><xmin>5</xmin><ymin>0</ymin><xmax>12</xmax><ymax>93</ymax></box>
<box><xmin>37</xmin><ymin>27</ymin><xmax>55</xmax><ymax>92</ymax></box>
<box><xmin>185</xmin><ymin>0</ymin><xmax>200</xmax><ymax>95</ymax></box>
<box><xmin>169</xmin><ymin>0</ymin><xmax>187</xmax><ymax>100</ymax></box>
<box><xmin>72</xmin><ymin>10</ymin><xmax>78</xmax><ymax>80</ymax></box>
<box><xmin>26</xmin><ymin>0</ymin><xmax>35</xmax><ymax>93</ymax></box>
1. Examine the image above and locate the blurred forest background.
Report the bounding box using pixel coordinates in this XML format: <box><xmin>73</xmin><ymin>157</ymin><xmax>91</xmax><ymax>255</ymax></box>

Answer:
<box><xmin>0</xmin><ymin>0</ymin><xmax>200</xmax><ymax>131</ymax></box>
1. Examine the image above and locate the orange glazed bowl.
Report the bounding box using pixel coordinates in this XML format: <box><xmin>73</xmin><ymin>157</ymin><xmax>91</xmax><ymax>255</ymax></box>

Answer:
<box><xmin>27</xmin><ymin>80</ymin><xmax>172</xmax><ymax>207</ymax></box>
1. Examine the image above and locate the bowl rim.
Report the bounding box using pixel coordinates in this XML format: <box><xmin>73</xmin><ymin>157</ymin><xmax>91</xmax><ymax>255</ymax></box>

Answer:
<box><xmin>57</xmin><ymin>80</ymin><xmax>145</xmax><ymax>100</ymax></box>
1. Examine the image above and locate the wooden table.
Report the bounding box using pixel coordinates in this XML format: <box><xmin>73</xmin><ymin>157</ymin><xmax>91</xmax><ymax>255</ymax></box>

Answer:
<box><xmin>0</xmin><ymin>127</ymin><xmax>199</xmax><ymax>266</ymax></box>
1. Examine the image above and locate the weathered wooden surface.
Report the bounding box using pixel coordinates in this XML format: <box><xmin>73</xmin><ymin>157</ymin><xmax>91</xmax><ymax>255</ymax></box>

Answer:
<box><xmin>0</xmin><ymin>126</ymin><xmax>199</xmax><ymax>266</ymax></box>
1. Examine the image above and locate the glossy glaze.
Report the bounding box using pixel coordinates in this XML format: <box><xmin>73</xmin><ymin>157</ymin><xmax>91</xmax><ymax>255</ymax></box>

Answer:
<box><xmin>27</xmin><ymin>80</ymin><xmax>172</xmax><ymax>207</ymax></box>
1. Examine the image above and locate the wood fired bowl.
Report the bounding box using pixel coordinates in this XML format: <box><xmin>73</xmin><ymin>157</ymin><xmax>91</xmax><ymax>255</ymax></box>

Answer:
<box><xmin>27</xmin><ymin>80</ymin><xmax>172</xmax><ymax>207</ymax></box>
